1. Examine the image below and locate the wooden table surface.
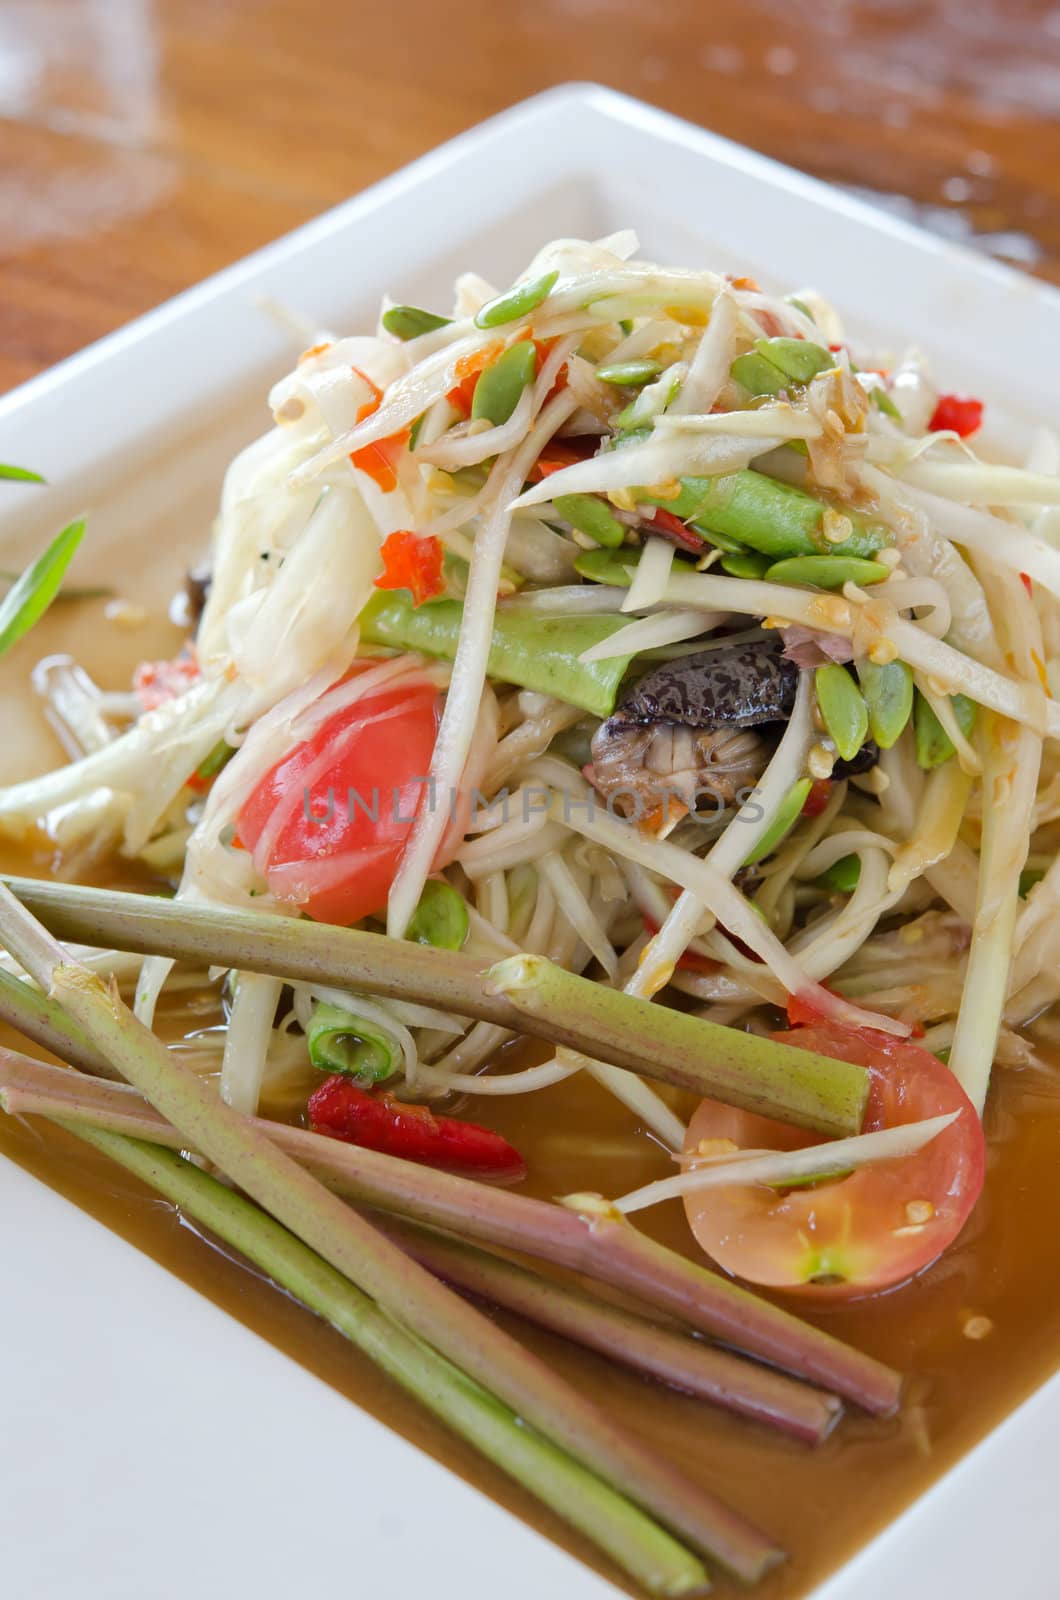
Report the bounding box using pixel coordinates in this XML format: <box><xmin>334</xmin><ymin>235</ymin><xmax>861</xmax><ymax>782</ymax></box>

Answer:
<box><xmin>1</xmin><ymin>0</ymin><xmax>1058</xmax><ymax>394</ymax></box>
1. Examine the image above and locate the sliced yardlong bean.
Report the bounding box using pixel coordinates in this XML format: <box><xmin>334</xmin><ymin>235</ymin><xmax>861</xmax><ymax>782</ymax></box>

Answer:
<box><xmin>639</xmin><ymin>471</ymin><xmax>891</xmax><ymax>561</ymax></box>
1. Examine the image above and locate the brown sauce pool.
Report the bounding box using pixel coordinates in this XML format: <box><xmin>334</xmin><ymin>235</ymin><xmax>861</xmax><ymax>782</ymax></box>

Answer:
<box><xmin>3</xmin><ymin>593</ymin><xmax>1060</xmax><ymax>1598</ymax></box>
<box><xmin>4</xmin><ymin>993</ymin><xmax>1060</xmax><ymax>1597</ymax></box>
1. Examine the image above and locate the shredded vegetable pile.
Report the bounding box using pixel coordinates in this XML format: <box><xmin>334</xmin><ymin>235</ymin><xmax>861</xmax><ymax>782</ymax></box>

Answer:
<box><xmin>4</xmin><ymin>230</ymin><xmax>1060</xmax><ymax>1260</ymax></box>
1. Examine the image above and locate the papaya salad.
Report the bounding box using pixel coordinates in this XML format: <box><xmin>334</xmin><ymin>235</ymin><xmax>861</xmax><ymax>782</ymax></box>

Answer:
<box><xmin>1</xmin><ymin>229</ymin><xmax>1059</xmax><ymax>1595</ymax></box>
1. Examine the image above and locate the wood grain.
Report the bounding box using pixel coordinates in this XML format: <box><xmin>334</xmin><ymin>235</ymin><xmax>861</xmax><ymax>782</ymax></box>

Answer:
<box><xmin>1</xmin><ymin>0</ymin><xmax>1058</xmax><ymax>394</ymax></box>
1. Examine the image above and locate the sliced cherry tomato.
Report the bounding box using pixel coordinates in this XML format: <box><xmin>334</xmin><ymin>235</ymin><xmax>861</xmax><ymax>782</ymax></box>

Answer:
<box><xmin>683</xmin><ymin>1021</ymin><xmax>985</xmax><ymax>1300</ymax></box>
<box><xmin>238</xmin><ymin>669</ymin><xmax>445</xmax><ymax>925</ymax></box>
<box><xmin>374</xmin><ymin>530</ymin><xmax>445</xmax><ymax>606</ymax></box>
<box><xmin>928</xmin><ymin>393</ymin><xmax>984</xmax><ymax>437</ymax></box>
<box><xmin>308</xmin><ymin>1075</ymin><xmax>526</xmax><ymax>1178</ymax></box>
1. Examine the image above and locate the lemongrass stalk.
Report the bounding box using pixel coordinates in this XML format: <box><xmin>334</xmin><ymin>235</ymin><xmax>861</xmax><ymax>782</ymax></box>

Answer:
<box><xmin>0</xmin><ymin>888</ymin><xmax>777</xmax><ymax>1583</ymax></box>
<box><xmin>489</xmin><ymin>955</ymin><xmax>867</xmax><ymax>1137</ymax></box>
<box><xmin>0</xmin><ymin>1051</ymin><xmax>898</xmax><ymax>1415</ymax></box>
<box><xmin>0</xmin><ymin>966</ymin><xmax>118</xmax><ymax>1079</ymax></box>
<box><xmin>58</xmin><ymin>1123</ymin><xmax>710</xmax><ymax>1599</ymax></box>
<box><xmin>2</xmin><ymin>876</ymin><xmax>868</xmax><ymax>1135</ymax></box>
<box><xmin>380</xmin><ymin>1218</ymin><xmax>840</xmax><ymax>1446</ymax></box>
<box><xmin>0</xmin><ymin>1048</ymin><xmax>835</xmax><ymax>1449</ymax></box>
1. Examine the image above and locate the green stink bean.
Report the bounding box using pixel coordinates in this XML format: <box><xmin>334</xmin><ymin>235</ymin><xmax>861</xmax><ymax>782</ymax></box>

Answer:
<box><xmin>406</xmin><ymin>880</ymin><xmax>469</xmax><ymax>951</ymax></box>
<box><xmin>730</xmin><ymin>351</ymin><xmax>789</xmax><ymax>397</ymax></box>
<box><xmin>743</xmin><ymin>778</ymin><xmax>813</xmax><ymax>866</ymax></box>
<box><xmin>817</xmin><ymin>854</ymin><xmax>861</xmax><ymax>894</ymax></box>
<box><xmin>914</xmin><ymin>692</ymin><xmax>978</xmax><ymax>769</ymax></box>
<box><xmin>382</xmin><ymin>305</ymin><xmax>451</xmax><ymax>340</ymax></box>
<box><xmin>470</xmin><ymin>341</ymin><xmax>537</xmax><ymax>426</ymax></box>
<box><xmin>553</xmin><ymin>493</ymin><xmax>627</xmax><ymax>548</ymax></box>
<box><xmin>573</xmin><ymin>547</ymin><xmax>636</xmax><ymax>587</ymax></box>
<box><xmin>855</xmin><ymin>658</ymin><xmax>914</xmax><ymax>749</ymax></box>
<box><xmin>765</xmin><ymin>555</ymin><xmax>890</xmax><ymax>589</ymax></box>
<box><xmin>815</xmin><ymin>666</ymin><xmax>869</xmax><ymax>763</ymax></box>
<box><xmin>595</xmin><ymin>359</ymin><xmax>662</xmax><ymax>387</ymax></box>
<box><xmin>474</xmin><ymin>269</ymin><xmax>559</xmax><ymax>329</ymax></box>
<box><xmin>755</xmin><ymin>338</ymin><xmax>834</xmax><ymax>383</ymax></box>
<box><xmin>720</xmin><ymin>550</ymin><xmax>771</xmax><ymax>579</ymax></box>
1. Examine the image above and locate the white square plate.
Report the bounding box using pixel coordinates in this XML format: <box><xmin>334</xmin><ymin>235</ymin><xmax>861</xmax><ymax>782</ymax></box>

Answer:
<box><xmin>2</xmin><ymin>83</ymin><xmax>1058</xmax><ymax>1600</ymax></box>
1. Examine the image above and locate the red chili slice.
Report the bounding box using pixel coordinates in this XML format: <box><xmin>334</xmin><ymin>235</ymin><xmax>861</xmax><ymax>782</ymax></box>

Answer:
<box><xmin>928</xmin><ymin>394</ymin><xmax>984</xmax><ymax>437</ymax></box>
<box><xmin>645</xmin><ymin>507</ymin><xmax>705</xmax><ymax>554</ymax></box>
<box><xmin>308</xmin><ymin>1076</ymin><xmax>527</xmax><ymax>1179</ymax></box>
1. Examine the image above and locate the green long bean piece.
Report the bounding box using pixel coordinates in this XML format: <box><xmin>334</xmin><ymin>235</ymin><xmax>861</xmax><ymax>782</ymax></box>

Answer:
<box><xmin>638</xmin><ymin>471</ymin><xmax>889</xmax><ymax>561</ymax></box>
<box><xmin>360</xmin><ymin>590</ymin><xmax>636</xmax><ymax>716</ymax></box>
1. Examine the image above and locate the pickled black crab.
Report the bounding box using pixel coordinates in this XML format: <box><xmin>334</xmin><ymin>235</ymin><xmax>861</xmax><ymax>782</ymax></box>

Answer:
<box><xmin>588</xmin><ymin>637</ymin><xmax>876</xmax><ymax>818</ymax></box>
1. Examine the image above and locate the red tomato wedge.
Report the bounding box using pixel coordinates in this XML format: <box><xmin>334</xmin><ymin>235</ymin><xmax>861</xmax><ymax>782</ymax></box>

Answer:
<box><xmin>683</xmin><ymin>1022</ymin><xmax>985</xmax><ymax>1300</ymax></box>
<box><xmin>238</xmin><ymin>670</ymin><xmax>445</xmax><ymax>926</ymax></box>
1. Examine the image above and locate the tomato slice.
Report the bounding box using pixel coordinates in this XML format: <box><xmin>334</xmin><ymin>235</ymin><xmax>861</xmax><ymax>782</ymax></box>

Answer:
<box><xmin>683</xmin><ymin>1022</ymin><xmax>985</xmax><ymax>1300</ymax></box>
<box><xmin>238</xmin><ymin>671</ymin><xmax>445</xmax><ymax>925</ymax></box>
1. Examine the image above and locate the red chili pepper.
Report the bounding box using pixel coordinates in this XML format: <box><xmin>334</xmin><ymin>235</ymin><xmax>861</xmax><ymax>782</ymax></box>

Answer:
<box><xmin>374</xmin><ymin>530</ymin><xmax>445</xmax><ymax>606</ymax></box>
<box><xmin>928</xmin><ymin>394</ymin><xmax>983</xmax><ymax>437</ymax></box>
<box><xmin>133</xmin><ymin>648</ymin><xmax>200</xmax><ymax>712</ymax></box>
<box><xmin>646</xmin><ymin>507</ymin><xmax>704</xmax><ymax>553</ymax></box>
<box><xmin>801</xmin><ymin>779</ymin><xmax>832</xmax><ymax>817</ymax></box>
<box><xmin>348</xmin><ymin>366</ymin><xmax>410</xmax><ymax>492</ymax></box>
<box><xmin>1020</xmin><ymin>572</ymin><xmax>1033</xmax><ymax>597</ymax></box>
<box><xmin>308</xmin><ymin>1076</ymin><xmax>526</xmax><ymax>1179</ymax></box>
